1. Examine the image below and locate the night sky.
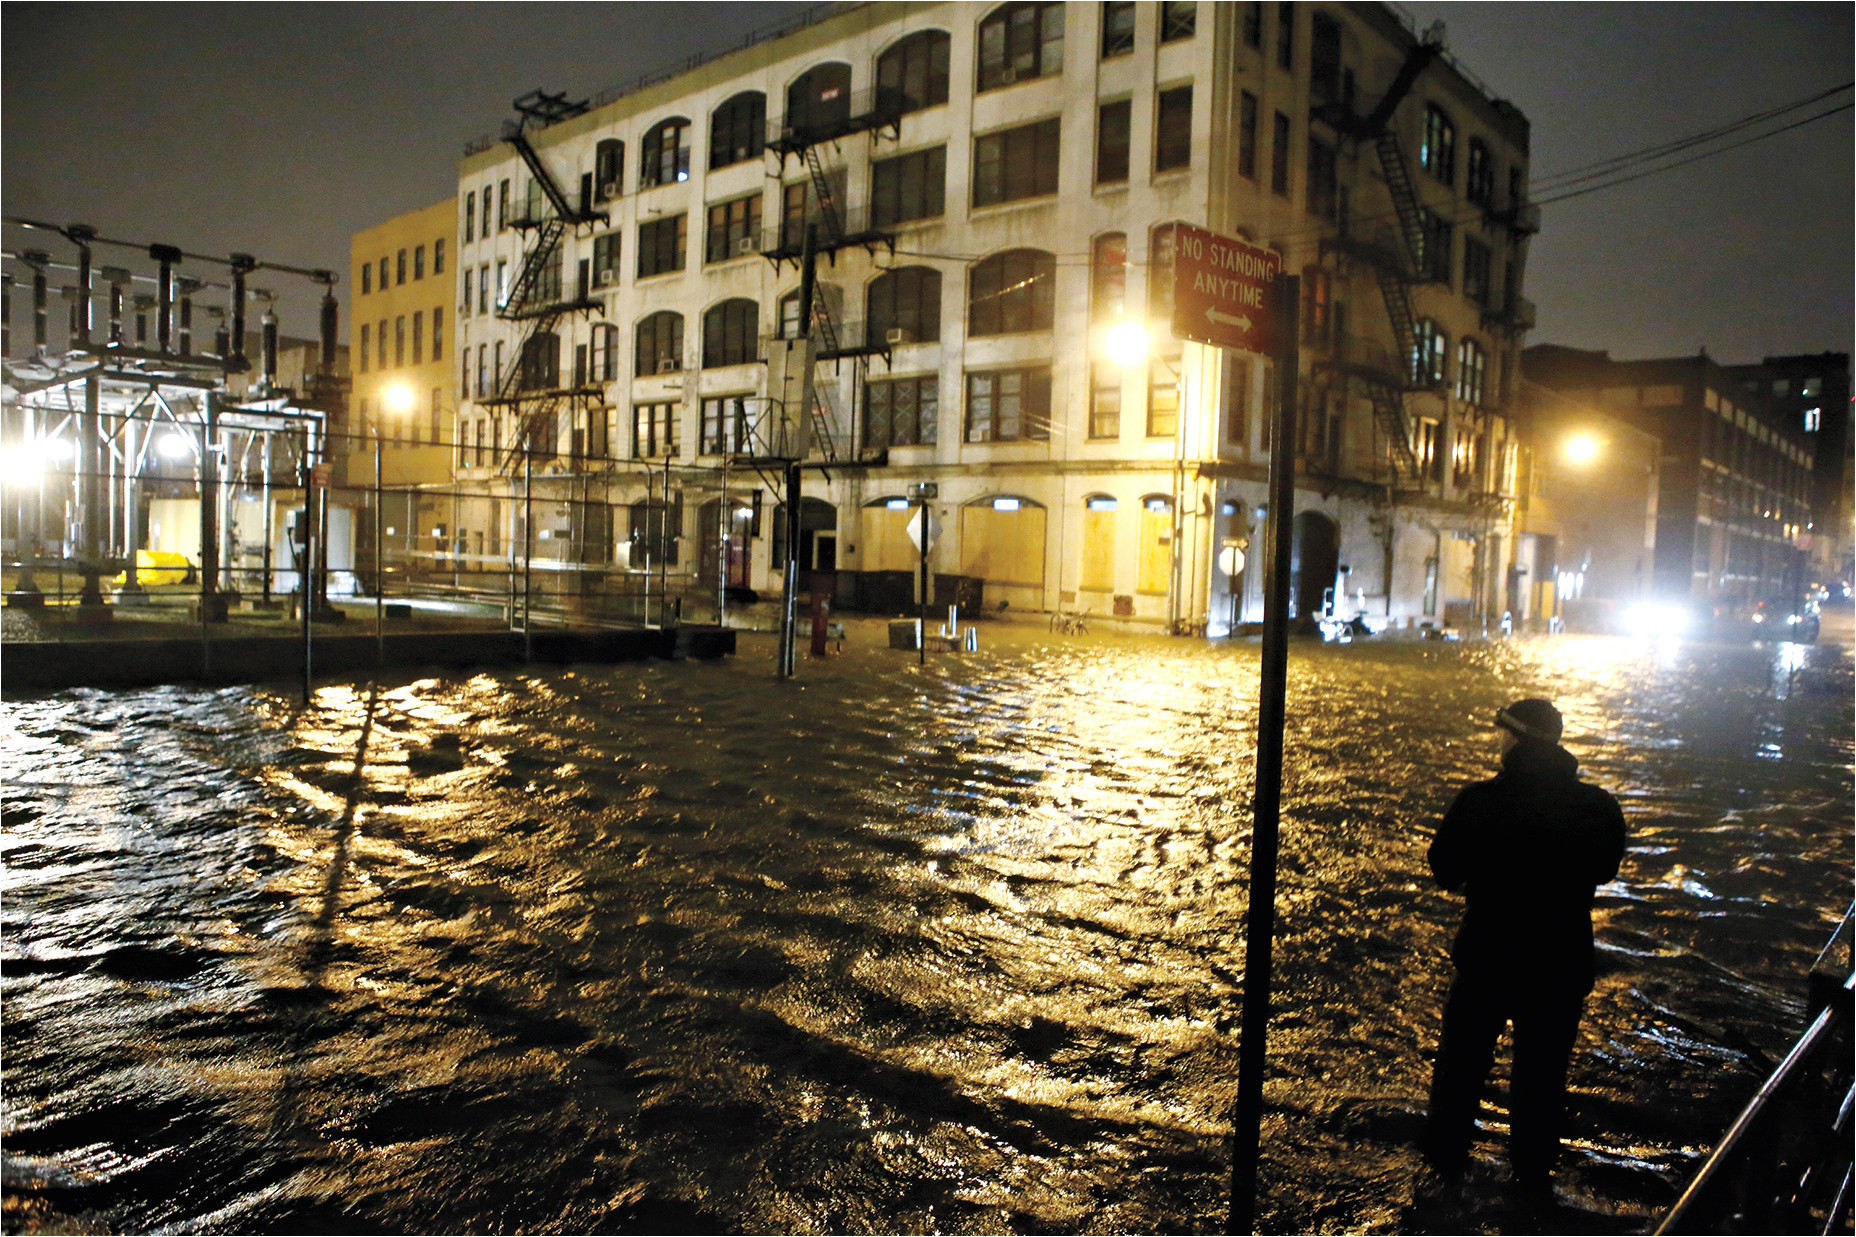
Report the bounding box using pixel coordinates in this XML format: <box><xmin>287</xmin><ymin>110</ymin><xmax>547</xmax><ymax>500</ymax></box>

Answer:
<box><xmin>4</xmin><ymin>2</ymin><xmax>1850</xmax><ymax>363</ymax></box>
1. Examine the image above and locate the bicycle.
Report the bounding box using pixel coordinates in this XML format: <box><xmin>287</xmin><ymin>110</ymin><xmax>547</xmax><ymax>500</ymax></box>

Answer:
<box><xmin>1049</xmin><ymin>607</ymin><xmax>1090</xmax><ymax>636</ymax></box>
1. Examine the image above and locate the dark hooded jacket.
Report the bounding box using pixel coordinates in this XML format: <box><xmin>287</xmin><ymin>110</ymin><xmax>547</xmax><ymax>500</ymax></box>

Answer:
<box><xmin>1429</xmin><ymin>739</ymin><xmax>1627</xmax><ymax>994</ymax></box>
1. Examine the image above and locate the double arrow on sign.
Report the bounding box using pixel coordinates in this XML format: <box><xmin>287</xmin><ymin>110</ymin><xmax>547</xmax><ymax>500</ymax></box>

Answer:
<box><xmin>1207</xmin><ymin>306</ymin><xmax>1254</xmax><ymax>332</ymax></box>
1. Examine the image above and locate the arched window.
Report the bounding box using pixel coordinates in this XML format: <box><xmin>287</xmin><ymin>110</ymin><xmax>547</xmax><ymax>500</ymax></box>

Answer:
<box><xmin>776</xmin><ymin>284</ymin><xmax>841</xmax><ymax>340</ymax></box>
<box><xmin>1092</xmin><ymin>232</ymin><xmax>1126</xmax><ymax>320</ymax></box>
<box><xmin>876</xmin><ymin>30</ymin><xmax>950</xmax><ymax>115</ymax></box>
<box><xmin>1455</xmin><ymin>338</ymin><xmax>1487</xmax><ymax>406</ymax></box>
<box><xmin>518</xmin><ymin>331</ymin><xmax>559</xmax><ymax>391</ymax></box>
<box><xmin>594</xmin><ymin>139</ymin><xmax>624</xmax><ymax>198</ymax></box>
<box><xmin>968</xmin><ymin>248</ymin><xmax>1055</xmax><ymax>336</ymax></box>
<box><xmin>641</xmin><ymin>117</ymin><xmax>691</xmax><ymax>188</ymax></box>
<box><xmin>703</xmin><ymin>299</ymin><xmax>759</xmax><ymax>368</ymax></box>
<box><xmin>1421</xmin><ymin>103</ymin><xmax>1456</xmax><ymax>185</ymax></box>
<box><xmin>977</xmin><ymin>2</ymin><xmax>1065</xmax><ymax>92</ymax></box>
<box><xmin>1148</xmin><ymin>223</ymin><xmax>1176</xmax><ymax>316</ymax></box>
<box><xmin>1412</xmin><ymin>319</ymin><xmax>1447</xmax><ymax>387</ymax></box>
<box><xmin>709</xmin><ymin>92</ymin><xmax>766</xmax><ymax>170</ymax></box>
<box><xmin>867</xmin><ymin>267</ymin><xmax>942</xmax><ymax>343</ymax></box>
<box><xmin>784</xmin><ymin>63</ymin><xmax>852</xmax><ymax>142</ymax></box>
<box><xmin>636</xmin><ymin>311</ymin><xmax>684</xmax><ymax>376</ymax></box>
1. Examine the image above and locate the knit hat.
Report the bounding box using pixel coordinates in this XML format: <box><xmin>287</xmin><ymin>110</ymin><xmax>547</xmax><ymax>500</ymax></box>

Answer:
<box><xmin>1495</xmin><ymin>698</ymin><xmax>1563</xmax><ymax>744</ymax></box>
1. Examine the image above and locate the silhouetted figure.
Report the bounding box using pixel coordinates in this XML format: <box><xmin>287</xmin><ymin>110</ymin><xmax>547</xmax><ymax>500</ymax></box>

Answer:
<box><xmin>1422</xmin><ymin>698</ymin><xmax>1626</xmax><ymax>1202</ymax></box>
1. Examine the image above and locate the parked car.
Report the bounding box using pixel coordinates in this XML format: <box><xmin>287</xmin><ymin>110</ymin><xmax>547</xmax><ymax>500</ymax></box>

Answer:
<box><xmin>1738</xmin><ymin>595</ymin><xmax>1822</xmax><ymax>643</ymax></box>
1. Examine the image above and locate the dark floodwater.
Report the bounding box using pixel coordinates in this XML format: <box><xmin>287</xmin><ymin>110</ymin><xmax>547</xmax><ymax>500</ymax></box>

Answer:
<box><xmin>3</xmin><ymin>626</ymin><xmax>1850</xmax><ymax>1235</ymax></box>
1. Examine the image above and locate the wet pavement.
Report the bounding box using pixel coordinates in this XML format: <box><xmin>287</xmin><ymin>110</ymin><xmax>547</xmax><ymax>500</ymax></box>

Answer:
<box><xmin>2</xmin><ymin>621</ymin><xmax>1850</xmax><ymax>1234</ymax></box>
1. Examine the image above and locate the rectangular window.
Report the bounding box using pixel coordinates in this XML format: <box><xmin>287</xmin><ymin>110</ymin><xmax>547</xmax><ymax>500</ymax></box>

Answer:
<box><xmin>1223</xmin><ymin>355</ymin><xmax>1251</xmax><ymax>446</ymax></box>
<box><xmin>462</xmin><ymin>269</ymin><xmax>473</xmax><ymax>318</ymax></box>
<box><xmin>638</xmin><ymin>214</ymin><xmax>688</xmax><ymax>277</ymax></box>
<box><xmin>592</xmin><ymin>234</ymin><xmax>622</xmax><ymax>287</ymax></box>
<box><xmin>1421</xmin><ymin>210</ymin><xmax>1454</xmax><ymax>284</ymax></box>
<box><xmin>700</xmin><ymin>395</ymin><xmax>751</xmax><ymax>455</ymax></box>
<box><xmin>1462</xmin><ymin>236</ymin><xmax>1492</xmax><ymax>305</ymax></box>
<box><xmin>632</xmin><ymin>401</ymin><xmax>678</xmax><ymax>458</ymax></box>
<box><xmin>497</xmin><ymin>179</ymin><xmax>510</xmax><ymax>229</ymax></box>
<box><xmin>478</xmin><ymin>263</ymin><xmax>490</xmax><ymax>315</ymax></box>
<box><xmin>358</xmin><ymin>324</ymin><xmax>370</xmax><ymax>373</ymax></box>
<box><xmin>1306</xmin><ymin>137</ymin><xmax>1337</xmax><ymax>219</ymax></box>
<box><xmin>705</xmin><ymin>195</ymin><xmax>762</xmax><ymax>263</ymax></box>
<box><xmin>378</xmin><ymin>257</ymin><xmax>389</xmax><ymax>291</ymax></box>
<box><xmin>476</xmin><ymin>344</ymin><xmax>487</xmax><ymax>398</ymax></box>
<box><xmin>1238</xmin><ymin>91</ymin><xmax>1259</xmax><ymax>180</ymax></box>
<box><xmin>1466</xmin><ymin>138</ymin><xmax>1494</xmax><ymax>207</ymax></box>
<box><xmin>431</xmin><ymin>307</ymin><xmax>443</xmax><ymax>362</ymax></box>
<box><xmin>864</xmin><ymin>375</ymin><xmax>939</xmax><ymax>448</ymax></box>
<box><xmin>1096</xmin><ymin>99</ymin><xmax>1131</xmax><ymax>184</ymax></box>
<box><xmin>361</xmin><ymin>263</ymin><xmax>371</xmax><ymax>295</ymax></box>
<box><xmin>1244</xmin><ymin>1</ymin><xmax>1262</xmax><ymax>48</ymax></box>
<box><xmin>414</xmin><ymin>245</ymin><xmax>425</xmax><ymax>280</ymax></box>
<box><xmin>965</xmin><ymin>366</ymin><xmax>1052</xmax><ymax>442</ymax></box>
<box><xmin>394</xmin><ymin>315</ymin><xmax>405</xmax><ymax>366</ymax></box>
<box><xmin>973</xmin><ymin>117</ymin><xmax>1061</xmax><ymax>207</ymax></box>
<box><xmin>871</xmin><ymin>146</ymin><xmax>947</xmax><ymax>226</ymax></box>
<box><xmin>396</xmin><ymin>249</ymin><xmax>407</xmax><ymax>285</ymax></box>
<box><xmin>1161</xmin><ymin>1</ymin><xmax>1195</xmax><ymax>41</ymax></box>
<box><xmin>1102</xmin><ymin>0</ymin><xmax>1135</xmax><ymax>57</ymax></box>
<box><xmin>411</xmin><ymin>310</ymin><xmax>423</xmax><ymax>364</ymax></box>
<box><xmin>1147</xmin><ymin>365</ymin><xmax>1178</xmax><ymax>437</ymax></box>
<box><xmin>1421</xmin><ymin>105</ymin><xmax>1456</xmax><ymax>185</ymax></box>
<box><xmin>1089</xmin><ymin>365</ymin><xmax>1121</xmax><ymax>439</ymax></box>
<box><xmin>1270</xmin><ymin>111</ymin><xmax>1291</xmax><ymax>195</ymax></box>
<box><xmin>464</xmin><ymin>195</ymin><xmax>475</xmax><ymax>244</ymax></box>
<box><xmin>1276</xmin><ymin>0</ymin><xmax>1294</xmax><ymax>69</ymax></box>
<box><xmin>1154</xmin><ymin>86</ymin><xmax>1192</xmax><ymax>172</ymax></box>
<box><xmin>495</xmin><ymin>259</ymin><xmax>508</xmax><ymax>308</ymax></box>
<box><xmin>433</xmin><ymin>239</ymin><xmax>445</xmax><ymax>276</ymax></box>
<box><xmin>377</xmin><ymin>318</ymin><xmax>388</xmax><ymax>370</ymax></box>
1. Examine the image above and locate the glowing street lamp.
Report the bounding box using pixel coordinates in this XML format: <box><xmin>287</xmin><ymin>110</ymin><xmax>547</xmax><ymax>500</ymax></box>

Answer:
<box><xmin>383</xmin><ymin>383</ymin><xmax>416</xmax><ymax>417</ymax></box>
<box><xmin>1104</xmin><ymin>319</ymin><xmax>1150</xmax><ymax>368</ymax></box>
<box><xmin>1562</xmin><ymin>432</ymin><xmax>1602</xmax><ymax>466</ymax></box>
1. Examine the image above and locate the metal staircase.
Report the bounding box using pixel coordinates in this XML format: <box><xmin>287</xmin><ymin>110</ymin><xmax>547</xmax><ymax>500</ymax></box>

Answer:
<box><xmin>484</xmin><ymin>92</ymin><xmax>610</xmax><ymax>474</ymax></box>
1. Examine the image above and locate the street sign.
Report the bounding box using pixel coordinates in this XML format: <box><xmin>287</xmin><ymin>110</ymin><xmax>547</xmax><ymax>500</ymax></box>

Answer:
<box><xmin>905</xmin><ymin>506</ymin><xmax>941</xmax><ymax>552</ymax></box>
<box><xmin>310</xmin><ymin>463</ymin><xmax>331</xmax><ymax>488</ymax></box>
<box><xmin>1171</xmin><ymin>222</ymin><xmax>1280</xmax><ymax>354</ymax></box>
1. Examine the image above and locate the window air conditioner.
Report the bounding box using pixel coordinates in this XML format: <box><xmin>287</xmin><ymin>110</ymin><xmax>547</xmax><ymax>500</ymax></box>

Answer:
<box><xmin>596</xmin><ymin>268</ymin><xmax>617</xmax><ymax>287</ymax></box>
<box><xmin>599</xmin><ymin>181</ymin><xmax>620</xmax><ymax>201</ymax></box>
<box><xmin>658</xmin><ymin>357</ymin><xmax>680</xmax><ymax>374</ymax></box>
<box><xmin>735</xmin><ymin>236</ymin><xmax>758</xmax><ymax>256</ymax></box>
<box><xmin>885</xmin><ymin>327</ymin><xmax>913</xmax><ymax>345</ymax></box>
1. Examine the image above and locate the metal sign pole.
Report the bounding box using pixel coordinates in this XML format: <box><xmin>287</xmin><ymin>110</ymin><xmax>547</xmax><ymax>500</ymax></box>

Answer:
<box><xmin>1231</xmin><ymin>272</ymin><xmax>1298</xmax><ymax>1235</ymax></box>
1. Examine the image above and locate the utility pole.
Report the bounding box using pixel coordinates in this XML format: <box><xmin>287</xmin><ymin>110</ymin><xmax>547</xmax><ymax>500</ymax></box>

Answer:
<box><xmin>1231</xmin><ymin>272</ymin><xmax>1298</xmax><ymax>1235</ymax></box>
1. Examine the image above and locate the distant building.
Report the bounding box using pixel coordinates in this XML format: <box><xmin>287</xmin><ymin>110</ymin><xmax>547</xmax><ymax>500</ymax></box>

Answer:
<box><xmin>1523</xmin><ymin>344</ymin><xmax>1817</xmax><ymax>611</ymax></box>
<box><xmin>1510</xmin><ymin>377</ymin><xmax>1660</xmax><ymax>630</ymax></box>
<box><xmin>1722</xmin><ymin>352</ymin><xmax>1851</xmax><ymax>587</ymax></box>
<box><xmin>348</xmin><ymin>199</ymin><xmax>458</xmax><ymax>488</ymax></box>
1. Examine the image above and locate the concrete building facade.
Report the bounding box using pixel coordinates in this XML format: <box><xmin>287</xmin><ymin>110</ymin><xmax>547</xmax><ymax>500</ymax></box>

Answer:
<box><xmin>449</xmin><ymin>1</ymin><xmax>1537</xmax><ymax>631</ymax></box>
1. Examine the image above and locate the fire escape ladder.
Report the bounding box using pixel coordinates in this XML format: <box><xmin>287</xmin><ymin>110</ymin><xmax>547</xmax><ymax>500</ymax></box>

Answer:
<box><xmin>1364</xmin><ymin>377</ymin><xmax>1420</xmax><ymax>479</ymax></box>
<box><xmin>802</xmin><ymin>143</ymin><xmax>846</xmax><ymax>246</ymax></box>
<box><xmin>809</xmin><ymin>296</ymin><xmax>841</xmax><ymax>359</ymax></box>
<box><xmin>1375</xmin><ymin>132</ymin><xmax>1428</xmax><ymax>273</ymax></box>
<box><xmin>503</xmin><ymin>219</ymin><xmax>566</xmax><ymax>320</ymax></box>
<box><xmin>506</xmin><ymin>127</ymin><xmax>582</xmax><ymax>224</ymax></box>
<box><xmin>809</xmin><ymin>375</ymin><xmax>840</xmax><ymax>461</ymax></box>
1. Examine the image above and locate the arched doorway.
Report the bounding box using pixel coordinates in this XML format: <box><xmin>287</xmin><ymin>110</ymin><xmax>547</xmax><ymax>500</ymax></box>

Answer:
<box><xmin>1290</xmin><ymin>510</ymin><xmax>1340</xmax><ymax>624</ymax></box>
<box><xmin>773</xmin><ymin>496</ymin><xmax>838</xmax><ymax>588</ymax></box>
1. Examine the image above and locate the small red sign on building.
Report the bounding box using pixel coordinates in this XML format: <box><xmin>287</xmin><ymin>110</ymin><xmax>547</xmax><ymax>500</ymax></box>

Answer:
<box><xmin>1171</xmin><ymin>222</ymin><xmax>1280</xmax><ymax>354</ymax></box>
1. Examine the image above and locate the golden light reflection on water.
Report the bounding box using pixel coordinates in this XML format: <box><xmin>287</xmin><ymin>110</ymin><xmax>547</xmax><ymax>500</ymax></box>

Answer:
<box><xmin>0</xmin><ymin>629</ymin><xmax>1847</xmax><ymax>1233</ymax></box>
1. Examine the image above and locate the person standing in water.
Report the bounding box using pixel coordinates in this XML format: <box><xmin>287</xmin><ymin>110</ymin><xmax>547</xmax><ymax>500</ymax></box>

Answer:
<box><xmin>1421</xmin><ymin>697</ymin><xmax>1627</xmax><ymax>1203</ymax></box>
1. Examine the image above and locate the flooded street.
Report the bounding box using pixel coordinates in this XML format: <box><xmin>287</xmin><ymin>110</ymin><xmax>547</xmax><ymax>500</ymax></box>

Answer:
<box><xmin>3</xmin><ymin>624</ymin><xmax>1850</xmax><ymax>1234</ymax></box>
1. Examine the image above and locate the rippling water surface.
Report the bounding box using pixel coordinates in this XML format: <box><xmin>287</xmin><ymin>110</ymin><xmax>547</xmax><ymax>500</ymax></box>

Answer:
<box><xmin>3</xmin><ymin>626</ymin><xmax>1850</xmax><ymax>1234</ymax></box>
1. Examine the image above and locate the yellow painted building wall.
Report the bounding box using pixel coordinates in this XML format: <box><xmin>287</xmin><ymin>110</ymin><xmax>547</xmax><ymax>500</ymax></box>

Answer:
<box><xmin>348</xmin><ymin>198</ymin><xmax>458</xmax><ymax>487</ymax></box>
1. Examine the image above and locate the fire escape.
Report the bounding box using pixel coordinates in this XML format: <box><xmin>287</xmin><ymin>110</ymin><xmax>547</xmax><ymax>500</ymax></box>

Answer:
<box><xmin>757</xmin><ymin>80</ymin><xmax>904</xmax><ymax>463</ymax></box>
<box><xmin>485</xmin><ymin>90</ymin><xmax>609</xmax><ymax>473</ymax></box>
<box><xmin>1315</xmin><ymin>34</ymin><xmax>1446</xmax><ymax>483</ymax></box>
